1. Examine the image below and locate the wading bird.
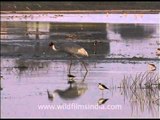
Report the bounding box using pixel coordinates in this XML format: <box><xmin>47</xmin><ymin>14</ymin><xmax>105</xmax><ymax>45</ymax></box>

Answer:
<box><xmin>49</xmin><ymin>42</ymin><xmax>89</xmax><ymax>73</ymax></box>
<box><xmin>67</xmin><ymin>74</ymin><xmax>76</xmax><ymax>84</ymax></box>
<box><xmin>93</xmin><ymin>41</ymin><xmax>98</xmax><ymax>54</ymax></box>
<box><xmin>148</xmin><ymin>63</ymin><xmax>156</xmax><ymax>71</ymax></box>
<box><xmin>98</xmin><ymin>83</ymin><xmax>109</xmax><ymax>91</ymax></box>
<box><xmin>98</xmin><ymin>83</ymin><xmax>109</xmax><ymax>95</ymax></box>
<box><xmin>0</xmin><ymin>76</ymin><xmax>4</xmax><ymax>90</ymax></box>
<box><xmin>156</xmin><ymin>48</ymin><xmax>160</xmax><ymax>56</ymax></box>
<box><xmin>68</xmin><ymin>74</ymin><xmax>76</xmax><ymax>79</ymax></box>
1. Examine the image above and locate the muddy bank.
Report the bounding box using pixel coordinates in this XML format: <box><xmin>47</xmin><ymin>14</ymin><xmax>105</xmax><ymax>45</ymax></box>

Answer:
<box><xmin>1</xmin><ymin>2</ymin><xmax>160</xmax><ymax>14</ymax></box>
<box><xmin>1</xmin><ymin>2</ymin><xmax>160</xmax><ymax>11</ymax></box>
<box><xmin>1</xmin><ymin>10</ymin><xmax>160</xmax><ymax>14</ymax></box>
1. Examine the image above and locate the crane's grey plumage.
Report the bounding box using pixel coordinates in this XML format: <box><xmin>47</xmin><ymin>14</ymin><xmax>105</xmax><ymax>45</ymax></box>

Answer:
<box><xmin>49</xmin><ymin>42</ymin><xmax>88</xmax><ymax>57</ymax></box>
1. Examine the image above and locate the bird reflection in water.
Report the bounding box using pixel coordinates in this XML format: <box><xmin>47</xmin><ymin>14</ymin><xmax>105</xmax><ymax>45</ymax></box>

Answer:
<box><xmin>67</xmin><ymin>74</ymin><xmax>76</xmax><ymax>85</ymax></box>
<box><xmin>97</xmin><ymin>83</ymin><xmax>109</xmax><ymax>105</ymax></box>
<box><xmin>47</xmin><ymin>89</ymin><xmax>54</xmax><ymax>101</ymax></box>
<box><xmin>47</xmin><ymin>71</ymin><xmax>88</xmax><ymax>101</ymax></box>
<box><xmin>98</xmin><ymin>98</ymin><xmax>109</xmax><ymax>106</ymax></box>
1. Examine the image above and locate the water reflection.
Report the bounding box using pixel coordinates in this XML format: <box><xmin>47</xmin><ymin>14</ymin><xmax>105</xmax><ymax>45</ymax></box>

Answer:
<box><xmin>1</xmin><ymin>21</ymin><xmax>159</xmax><ymax>118</ymax></box>
<box><xmin>119</xmin><ymin>72</ymin><xmax>159</xmax><ymax>117</ymax></box>
<box><xmin>14</xmin><ymin>58</ymin><xmax>50</xmax><ymax>75</ymax></box>
<box><xmin>54</xmin><ymin>82</ymin><xmax>87</xmax><ymax>100</ymax></box>
<box><xmin>1</xmin><ymin>22</ymin><xmax>27</xmax><ymax>39</ymax></box>
<box><xmin>106</xmin><ymin>24</ymin><xmax>158</xmax><ymax>58</ymax></box>
<box><xmin>1</xmin><ymin>22</ymin><xmax>158</xmax><ymax>59</ymax></box>
<box><xmin>48</xmin><ymin>71</ymin><xmax>88</xmax><ymax>101</ymax></box>
<box><xmin>47</xmin><ymin>89</ymin><xmax>54</xmax><ymax>101</ymax></box>
<box><xmin>26</xmin><ymin>22</ymin><xmax>50</xmax><ymax>39</ymax></box>
<box><xmin>110</xmin><ymin>24</ymin><xmax>156</xmax><ymax>39</ymax></box>
<box><xmin>1</xmin><ymin>22</ymin><xmax>110</xmax><ymax>59</ymax></box>
<box><xmin>1</xmin><ymin>57</ymin><xmax>159</xmax><ymax>117</ymax></box>
<box><xmin>98</xmin><ymin>98</ymin><xmax>109</xmax><ymax>105</ymax></box>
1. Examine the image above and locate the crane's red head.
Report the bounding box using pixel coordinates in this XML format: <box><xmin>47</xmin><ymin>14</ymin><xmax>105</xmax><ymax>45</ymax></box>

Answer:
<box><xmin>49</xmin><ymin>42</ymin><xmax>54</xmax><ymax>47</ymax></box>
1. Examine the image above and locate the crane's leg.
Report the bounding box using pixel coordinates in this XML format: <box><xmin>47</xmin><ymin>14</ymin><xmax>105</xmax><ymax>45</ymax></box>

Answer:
<box><xmin>82</xmin><ymin>70</ymin><xmax>88</xmax><ymax>82</ymax></box>
<box><xmin>81</xmin><ymin>60</ymin><xmax>88</xmax><ymax>72</ymax></box>
<box><xmin>69</xmin><ymin>59</ymin><xmax>72</xmax><ymax>74</ymax></box>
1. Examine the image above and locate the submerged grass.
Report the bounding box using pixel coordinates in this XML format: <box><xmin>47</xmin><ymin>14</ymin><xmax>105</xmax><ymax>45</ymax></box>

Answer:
<box><xmin>119</xmin><ymin>71</ymin><xmax>159</xmax><ymax>115</ymax></box>
<box><xmin>120</xmin><ymin>71</ymin><xmax>159</xmax><ymax>90</ymax></box>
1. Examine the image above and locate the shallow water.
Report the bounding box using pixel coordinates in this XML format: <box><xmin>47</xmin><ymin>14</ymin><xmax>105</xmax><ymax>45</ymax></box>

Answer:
<box><xmin>0</xmin><ymin>20</ymin><xmax>160</xmax><ymax>118</ymax></box>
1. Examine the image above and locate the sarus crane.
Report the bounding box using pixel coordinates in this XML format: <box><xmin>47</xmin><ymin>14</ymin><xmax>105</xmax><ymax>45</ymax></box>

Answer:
<box><xmin>49</xmin><ymin>42</ymin><xmax>89</xmax><ymax>73</ymax></box>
